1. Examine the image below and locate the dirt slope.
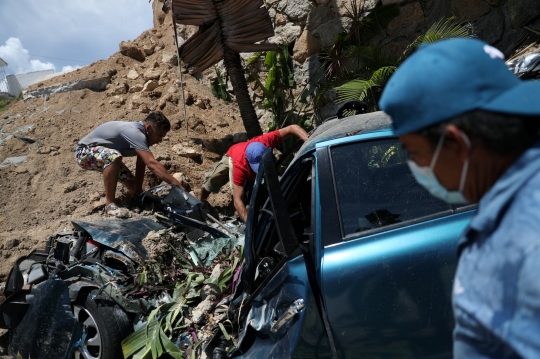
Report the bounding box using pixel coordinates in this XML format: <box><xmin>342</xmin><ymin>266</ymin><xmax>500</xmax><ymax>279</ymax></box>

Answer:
<box><xmin>0</xmin><ymin>23</ymin><xmax>245</xmax><ymax>282</ymax></box>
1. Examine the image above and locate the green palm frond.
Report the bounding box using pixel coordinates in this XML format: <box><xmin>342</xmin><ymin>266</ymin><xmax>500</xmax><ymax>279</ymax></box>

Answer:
<box><xmin>335</xmin><ymin>79</ymin><xmax>370</xmax><ymax>103</ymax></box>
<box><xmin>403</xmin><ymin>17</ymin><xmax>473</xmax><ymax>58</ymax></box>
<box><xmin>336</xmin><ymin>66</ymin><xmax>396</xmax><ymax>103</ymax></box>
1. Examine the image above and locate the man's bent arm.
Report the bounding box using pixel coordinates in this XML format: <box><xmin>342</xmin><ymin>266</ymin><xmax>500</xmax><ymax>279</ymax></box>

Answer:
<box><xmin>135</xmin><ymin>149</ymin><xmax>184</xmax><ymax>189</ymax></box>
<box><xmin>134</xmin><ymin>155</ymin><xmax>146</xmax><ymax>194</ymax></box>
<box><xmin>233</xmin><ymin>184</ymin><xmax>248</xmax><ymax>222</ymax></box>
<box><xmin>278</xmin><ymin>125</ymin><xmax>308</xmax><ymax>142</ymax></box>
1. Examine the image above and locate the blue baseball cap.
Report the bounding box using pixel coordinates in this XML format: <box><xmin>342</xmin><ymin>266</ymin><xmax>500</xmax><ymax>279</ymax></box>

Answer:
<box><xmin>246</xmin><ymin>142</ymin><xmax>267</xmax><ymax>173</ymax></box>
<box><xmin>379</xmin><ymin>38</ymin><xmax>540</xmax><ymax>136</ymax></box>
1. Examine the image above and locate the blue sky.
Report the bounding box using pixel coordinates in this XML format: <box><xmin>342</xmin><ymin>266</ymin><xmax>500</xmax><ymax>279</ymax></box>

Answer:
<box><xmin>0</xmin><ymin>1</ymin><xmax>154</xmax><ymax>75</ymax></box>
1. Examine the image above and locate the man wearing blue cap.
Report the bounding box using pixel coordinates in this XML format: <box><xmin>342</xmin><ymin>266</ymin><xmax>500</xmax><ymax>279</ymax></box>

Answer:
<box><xmin>200</xmin><ymin>124</ymin><xmax>308</xmax><ymax>222</ymax></box>
<box><xmin>379</xmin><ymin>38</ymin><xmax>540</xmax><ymax>358</ymax></box>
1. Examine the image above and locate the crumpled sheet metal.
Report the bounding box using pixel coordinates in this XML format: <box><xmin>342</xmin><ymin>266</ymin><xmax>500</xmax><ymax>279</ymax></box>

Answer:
<box><xmin>507</xmin><ymin>51</ymin><xmax>540</xmax><ymax>77</ymax></box>
<box><xmin>9</xmin><ymin>279</ymin><xmax>81</xmax><ymax>359</ymax></box>
<box><xmin>232</xmin><ymin>256</ymin><xmax>313</xmax><ymax>359</ymax></box>
<box><xmin>144</xmin><ymin>184</ymin><xmax>204</xmax><ymax>219</ymax></box>
<box><xmin>71</xmin><ymin>218</ymin><xmax>166</xmax><ymax>263</ymax></box>
<box><xmin>188</xmin><ymin>231</ymin><xmax>238</xmax><ymax>267</ymax></box>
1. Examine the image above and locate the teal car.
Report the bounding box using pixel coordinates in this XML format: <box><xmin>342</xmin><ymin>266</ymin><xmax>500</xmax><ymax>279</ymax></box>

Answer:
<box><xmin>223</xmin><ymin>111</ymin><xmax>476</xmax><ymax>359</ymax></box>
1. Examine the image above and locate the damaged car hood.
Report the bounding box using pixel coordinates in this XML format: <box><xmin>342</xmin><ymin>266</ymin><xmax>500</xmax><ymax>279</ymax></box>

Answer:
<box><xmin>71</xmin><ymin>218</ymin><xmax>166</xmax><ymax>263</ymax></box>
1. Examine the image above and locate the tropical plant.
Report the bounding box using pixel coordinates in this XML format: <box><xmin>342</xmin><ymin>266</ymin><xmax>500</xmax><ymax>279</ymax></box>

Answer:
<box><xmin>334</xmin><ymin>17</ymin><xmax>473</xmax><ymax>110</ymax></box>
<box><xmin>246</xmin><ymin>46</ymin><xmax>295</xmax><ymax>129</ymax></box>
<box><xmin>319</xmin><ymin>33</ymin><xmax>352</xmax><ymax>79</ymax></box>
<box><xmin>402</xmin><ymin>17</ymin><xmax>473</xmax><ymax>59</ymax></box>
<box><xmin>122</xmin><ymin>241</ymin><xmax>242</xmax><ymax>359</ymax></box>
<box><xmin>172</xmin><ymin>0</ymin><xmax>278</xmax><ymax>138</ymax></box>
<box><xmin>210</xmin><ymin>67</ymin><xmax>231</xmax><ymax>102</ymax></box>
<box><xmin>335</xmin><ymin>65</ymin><xmax>396</xmax><ymax>105</ymax></box>
<box><xmin>245</xmin><ymin>46</ymin><xmax>324</xmax><ymax>148</ymax></box>
<box><xmin>343</xmin><ymin>0</ymin><xmax>369</xmax><ymax>45</ymax></box>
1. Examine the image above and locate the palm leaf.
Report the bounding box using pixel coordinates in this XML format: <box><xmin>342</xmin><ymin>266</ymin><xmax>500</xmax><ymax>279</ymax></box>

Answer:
<box><xmin>403</xmin><ymin>17</ymin><xmax>473</xmax><ymax>58</ymax></box>
<box><xmin>171</xmin><ymin>0</ymin><xmax>216</xmax><ymax>25</ymax></box>
<box><xmin>336</xmin><ymin>66</ymin><xmax>396</xmax><ymax>103</ymax></box>
<box><xmin>122</xmin><ymin>320</ymin><xmax>160</xmax><ymax>358</ymax></box>
<box><xmin>173</xmin><ymin>0</ymin><xmax>277</xmax><ymax>73</ymax></box>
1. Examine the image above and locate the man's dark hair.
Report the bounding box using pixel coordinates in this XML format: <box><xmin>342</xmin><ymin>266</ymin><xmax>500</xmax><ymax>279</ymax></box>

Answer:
<box><xmin>419</xmin><ymin>110</ymin><xmax>540</xmax><ymax>156</ymax></box>
<box><xmin>144</xmin><ymin>111</ymin><xmax>171</xmax><ymax>132</ymax></box>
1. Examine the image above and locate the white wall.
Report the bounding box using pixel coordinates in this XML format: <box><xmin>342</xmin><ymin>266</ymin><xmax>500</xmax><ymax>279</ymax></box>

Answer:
<box><xmin>6</xmin><ymin>69</ymin><xmax>54</xmax><ymax>96</ymax></box>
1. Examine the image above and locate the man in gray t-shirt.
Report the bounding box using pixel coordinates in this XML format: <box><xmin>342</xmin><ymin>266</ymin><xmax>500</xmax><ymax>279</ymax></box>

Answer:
<box><xmin>75</xmin><ymin>111</ymin><xmax>184</xmax><ymax>215</ymax></box>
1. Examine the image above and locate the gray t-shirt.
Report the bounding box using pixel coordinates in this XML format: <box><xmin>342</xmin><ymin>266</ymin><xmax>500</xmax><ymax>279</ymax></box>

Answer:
<box><xmin>78</xmin><ymin>121</ymin><xmax>150</xmax><ymax>157</ymax></box>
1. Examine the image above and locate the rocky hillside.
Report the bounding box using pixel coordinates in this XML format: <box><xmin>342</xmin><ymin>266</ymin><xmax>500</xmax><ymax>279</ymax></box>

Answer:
<box><xmin>0</xmin><ymin>21</ymin><xmax>247</xmax><ymax>282</ymax></box>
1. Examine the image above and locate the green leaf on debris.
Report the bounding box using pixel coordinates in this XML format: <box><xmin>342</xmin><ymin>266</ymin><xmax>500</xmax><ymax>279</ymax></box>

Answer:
<box><xmin>219</xmin><ymin>322</ymin><xmax>231</xmax><ymax>341</ymax></box>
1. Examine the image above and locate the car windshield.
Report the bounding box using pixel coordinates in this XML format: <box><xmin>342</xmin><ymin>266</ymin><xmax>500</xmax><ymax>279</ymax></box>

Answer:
<box><xmin>331</xmin><ymin>137</ymin><xmax>452</xmax><ymax>237</ymax></box>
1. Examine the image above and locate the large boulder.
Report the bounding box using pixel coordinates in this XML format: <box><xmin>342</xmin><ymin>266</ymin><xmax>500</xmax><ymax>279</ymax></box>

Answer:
<box><xmin>110</xmin><ymin>83</ymin><xmax>128</xmax><ymax>95</ymax></box>
<box><xmin>283</xmin><ymin>0</ymin><xmax>312</xmax><ymax>20</ymax></box>
<box><xmin>152</xmin><ymin>0</ymin><xmax>167</xmax><ymax>27</ymax></box>
<box><xmin>120</xmin><ymin>41</ymin><xmax>146</xmax><ymax>62</ymax></box>
<box><xmin>505</xmin><ymin>0</ymin><xmax>540</xmax><ymax>29</ymax></box>
<box><xmin>129</xmin><ymin>83</ymin><xmax>144</xmax><ymax>93</ymax></box>
<box><xmin>172</xmin><ymin>144</ymin><xmax>202</xmax><ymax>158</ymax></box>
<box><xmin>313</xmin><ymin>17</ymin><xmax>352</xmax><ymax>47</ymax></box>
<box><xmin>293</xmin><ymin>30</ymin><xmax>321</xmax><ymax>63</ymax></box>
<box><xmin>143</xmin><ymin>44</ymin><xmax>156</xmax><ymax>56</ymax></box>
<box><xmin>143</xmin><ymin>70</ymin><xmax>162</xmax><ymax>81</ymax></box>
<box><xmin>386</xmin><ymin>2</ymin><xmax>425</xmax><ymax>37</ymax></box>
<box><xmin>143</xmin><ymin>80</ymin><xmax>159</xmax><ymax>92</ymax></box>
<box><xmin>127</xmin><ymin>70</ymin><xmax>139</xmax><ymax>80</ymax></box>
<box><xmin>450</xmin><ymin>0</ymin><xmax>490</xmax><ymax>21</ymax></box>
<box><xmin>474</xmin><ymin>7</ymin><xmax>505</xmax><ymax>44</ymax></box>
<box><xmin>269</xmin><ymin>23</ymin><xmax>302</xmax><ymax>45</ymax></box>
<box><xmin>306</xmin><ymin>3</ymin><xmax>335</xmax><ymax>32</ymax></box>
<box><xmin>162</xmin><ymin>53</ymin><xmax>178</xmax><ymax>67</ymax></box>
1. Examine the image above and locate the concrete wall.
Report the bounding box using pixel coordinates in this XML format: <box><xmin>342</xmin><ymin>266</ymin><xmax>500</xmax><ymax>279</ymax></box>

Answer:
<box><xmin>6</xmin><ymin>69</ymin><xmax>55</xmax><ymax>96</ymax></box>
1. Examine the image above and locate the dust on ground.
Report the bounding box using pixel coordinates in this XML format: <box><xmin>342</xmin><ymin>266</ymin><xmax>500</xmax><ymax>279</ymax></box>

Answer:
<box><xmin>0</xmin><ymin>22</ymin><xmax>246</xmax><ymax>282</ymax></box>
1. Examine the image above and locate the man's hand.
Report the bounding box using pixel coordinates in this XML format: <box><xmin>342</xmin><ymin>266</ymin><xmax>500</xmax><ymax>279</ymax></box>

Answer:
<box><xmin>233</xmin><ymin>184</ymin><xmax>248</xmax><ymax>222</ymax></box>
<box><xmin>278</xmin><ymin>124</ymin><xmax>309</xmax><ymax>142</ymax></box>
<box><xmin>135</xmin><ymin>149</ymin><xmax>185</xmax><ymax>190</ymax></box>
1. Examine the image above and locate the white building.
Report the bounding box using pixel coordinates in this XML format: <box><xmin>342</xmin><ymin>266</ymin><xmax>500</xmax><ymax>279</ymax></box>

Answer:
<box><xmin>6</xmin><ymin>69</ymin><xmax>55</xmax><ymax>97</ymax></box>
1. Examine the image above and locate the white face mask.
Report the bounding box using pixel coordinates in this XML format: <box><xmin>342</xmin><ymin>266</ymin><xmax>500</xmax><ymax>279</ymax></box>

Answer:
<box><xmin>407</xmin><ymin>131</ymin><xmax>471</xmax><ymax>204</ymax></box>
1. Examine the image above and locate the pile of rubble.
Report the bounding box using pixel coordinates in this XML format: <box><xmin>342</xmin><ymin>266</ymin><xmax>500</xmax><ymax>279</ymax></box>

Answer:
<box><xmin>0</xmin><ymin>19</ymin><xmax>249</xmax><ymax>281</ymax></box>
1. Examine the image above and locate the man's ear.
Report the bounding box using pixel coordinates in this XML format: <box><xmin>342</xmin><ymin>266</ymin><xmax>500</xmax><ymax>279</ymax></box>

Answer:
<box><xmin>445</xmin><ymin>125</ymin><xmax>469</xmax><ymax>162</ymax></box>
<box><xmin>144</xmin><ymin>123</ymin><xmax>152</xmax><ymax>133</ymax></box>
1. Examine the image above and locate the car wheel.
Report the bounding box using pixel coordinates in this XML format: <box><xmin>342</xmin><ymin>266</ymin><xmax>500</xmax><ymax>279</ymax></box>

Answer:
<box><xmin>73</xmin><ymin>290</ymin><xmax>133</xmax><ymax>359</ymax></box>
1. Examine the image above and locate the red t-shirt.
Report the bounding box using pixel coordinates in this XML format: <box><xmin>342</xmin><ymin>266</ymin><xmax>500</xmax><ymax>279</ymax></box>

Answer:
<box><xmin>227</xmin><ymin>130</ymin><xmax>282</xmax><ymax>186</ymax></box>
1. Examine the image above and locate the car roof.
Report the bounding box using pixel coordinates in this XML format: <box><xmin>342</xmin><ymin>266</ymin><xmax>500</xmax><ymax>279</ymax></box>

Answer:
<box><xmin>296</xmin><ymin>111</ymin><xmax>392</xmax><ymax>157</ymax></box>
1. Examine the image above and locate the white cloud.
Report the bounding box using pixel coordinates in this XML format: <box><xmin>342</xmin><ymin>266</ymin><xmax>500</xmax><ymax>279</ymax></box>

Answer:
<box><xmin>61</xmin><ymin>65</ymin><xmax>82</xmax><ymax>72</ymax></box>
<box><xmin>0</xmin><ymin>1</ymin><xmax>153</xmax><ymax>74</ymax></box>
<box><xmin>0</xmin><ymin>37</ymin><xmax>55</xmax><ymax>74</ymax></box>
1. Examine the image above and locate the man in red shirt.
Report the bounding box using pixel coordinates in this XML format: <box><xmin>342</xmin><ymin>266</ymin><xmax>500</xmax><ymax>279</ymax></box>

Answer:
<box><xmin>200</xmin><ymin>125</ymin><xmax>308</xmax><ymax>222</ymax></box>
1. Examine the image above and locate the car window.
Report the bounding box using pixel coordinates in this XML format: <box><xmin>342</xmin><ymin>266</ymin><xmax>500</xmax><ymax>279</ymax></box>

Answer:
<box><xmin>331</xmin><ymin>138</ymin><xmax>452</xmax><ymax>238</ymax></box>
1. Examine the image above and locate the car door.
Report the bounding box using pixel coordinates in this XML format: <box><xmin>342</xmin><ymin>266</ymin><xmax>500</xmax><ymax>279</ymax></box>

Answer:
<box><xmin>231</xmin><ymin>149</ymin><xmax>335</xmax><ymax>359</ymax></box>
<box><xmin>317</xmin><ymin>134</ymin><xmax>475</xmax><ymax>359</ymax></box>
